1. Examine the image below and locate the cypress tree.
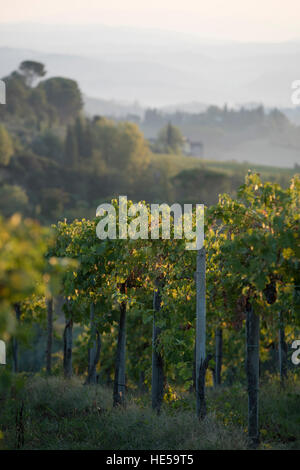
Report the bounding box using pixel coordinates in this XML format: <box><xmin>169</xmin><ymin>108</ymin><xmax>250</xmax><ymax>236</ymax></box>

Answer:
<box><xmin>64</xmin><ymin>125</ymin><xmax>79</xmax><ymax>168</ymax></box>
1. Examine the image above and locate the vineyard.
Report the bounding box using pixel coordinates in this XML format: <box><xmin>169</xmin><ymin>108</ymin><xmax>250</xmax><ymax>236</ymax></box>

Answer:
<box><xmin>0</xmin><ymin>172</ymin><xmax>299</xmax><ymax>450</ymax></box>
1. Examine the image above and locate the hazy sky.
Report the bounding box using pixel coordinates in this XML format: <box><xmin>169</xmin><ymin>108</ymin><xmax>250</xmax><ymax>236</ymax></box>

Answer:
<box><xmin>1</xmin><ymin>0</ymin><xmax>300</xmax><ymax>42</ymax></box>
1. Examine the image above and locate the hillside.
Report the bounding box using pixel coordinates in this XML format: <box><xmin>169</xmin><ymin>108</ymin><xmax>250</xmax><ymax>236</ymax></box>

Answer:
<box><xmin>0</xmin><ymin>60</ymin><xmax>298</xmax><ymax>225</ymax></box>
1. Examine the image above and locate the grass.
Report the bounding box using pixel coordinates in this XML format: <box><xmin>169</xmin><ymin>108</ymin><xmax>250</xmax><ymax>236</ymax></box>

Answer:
<box><xmin>0</xmin><ymin>376</ymin><xmax>247</xmax><ymax>450</ymax></box>
<box><xmin>206</xmin><ymin>376</ymin><xmax>300</xmax><ymax>450</ymax></box>
<box><xmin>150</xmin><ymin>153</ymin><xmax>296</xmax><ymax>181</ymax></box>
<box><xmin>1</xmin><ymin>374</ymin><xmax>299</xmax><ymax>450</ymax></box>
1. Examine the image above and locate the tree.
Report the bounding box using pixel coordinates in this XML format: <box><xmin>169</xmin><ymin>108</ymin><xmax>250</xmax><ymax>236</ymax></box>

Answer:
<box><xmin>156</xmin><ymin>123</ymin><xmax>184</xmax><ymax>154</ymax></box>
<box><xmin>64</xmin><ymin>126</ymin><xmax>79</xmax><ymax>168</ymax></box>
<box><xmin>39</xmin><ymin>77</ymin><xmax>82</xmax><ymax>123</ymax></box>
<box><xmin>173</xmin><ymin>168</ymin><xmax>235</xmax><ymax>206</ymax></box>
<box><xmin>19</xmin><ymin>61</ymin><xmax>46</xmax><ymax>87</ymax></box>
<box><xmin>92</xmin><ymin>119</ymin><xmax>149</xmax><ymax>177</ymax></box>
<box><xmin>40</xmin><ymin>188</ymin><xmax>70</xmax><ymax>221</ymax></box>
<box><xmin>0</xmin><ymin>125</ymin><xmax>14</xmax><ymax>166</ymax></box>
<box><xmin>31</xmin><ymin>131</ymin><xmax>63</xmax><ymax>161</ymax></box>
<box><xmin>116</xmin><ymin>122</ymin><xmax>150</xmax><ymax>176</ymax></box>
<box><xmin>0</xmin><ymin>67</ymin><xmax>63</xmax><ymax>125</ymax></box>
<box><xmin>74</xmin><ymin>116</ymin><xmax>88</xmax><ymax>158</ymax></box>
<box><xmin>0</xmin><ymin>185</ymin><xmax>29</xmax><ymax>218</ymax></box>
<box><xmin>0</xmin><ymin>72</ymin><xmax>29</xmax><ymax>118</ymax></box>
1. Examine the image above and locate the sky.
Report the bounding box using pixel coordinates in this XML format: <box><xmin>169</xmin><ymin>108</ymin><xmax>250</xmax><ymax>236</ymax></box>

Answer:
<box><xmin>1</xmin><ymin>0</ymin><xmax>300</xmax><ymax>42</ymax></box>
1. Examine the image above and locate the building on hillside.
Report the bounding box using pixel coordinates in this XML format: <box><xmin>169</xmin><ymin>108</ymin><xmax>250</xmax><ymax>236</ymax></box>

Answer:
<box><xmin>147</xmin><ymin>136</ymin><xmax>204</xmax><ymax>157</ymax></box>
<box><xmin>182</xmin><ymin>138</ymin><xmax>204</xmax><ymax>158</ymax></box>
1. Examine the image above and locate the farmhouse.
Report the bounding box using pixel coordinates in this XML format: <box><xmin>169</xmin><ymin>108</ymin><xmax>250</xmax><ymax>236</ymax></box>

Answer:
<box><xmin>182</xmin><ymin>138</ymin><xmax>204</xmax><ymax>157</ymax></box>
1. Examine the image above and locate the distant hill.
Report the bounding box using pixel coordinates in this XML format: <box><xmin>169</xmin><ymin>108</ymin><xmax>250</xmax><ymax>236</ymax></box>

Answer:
<box><xmin>1</xmin><ymin>31</ymin><xmax>300</xmax><ymax>169</ymax></box>
<box><xmin>84</xmin><ymin>95</ymin><xmax>144</xmax><ymax>119</ymax></box>
<box><xmin>1</xmin><ymin>24</ymin><xmax>300</xmax><ymax>107</ymax></box>
<box><xmin>281</xmin><ymin>107</ymin><xmax>300</xmax><ymax>126</ymax></box>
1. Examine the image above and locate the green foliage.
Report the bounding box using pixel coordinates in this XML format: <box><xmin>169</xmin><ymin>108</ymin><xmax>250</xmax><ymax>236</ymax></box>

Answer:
<box><xmin>19</xmin><ymin>61</ymin><xmax>46</xmax><ymax>88</ymax></box>
<box><xmin>0</xmin><ymin>376</ymin><xmax>247</xmax><ymax>450</ymax></box>
<box><xmin>207</xmin><ymin>375</ymin><xmax>300</xmax><ymax>449</ymax></box>
<box><xmin>2</xmin><ymin>376</ymin><xmax>299</xmax><ymax>450</ymax></box>
<box><xmin>39</xmin><ymin>77</ymin><xmax>83</xmax><ymax>123</ymax></box>
<box><xmin>1</xmin><ymin>63</ymin><xmax>82</xmax><ymax>126</ymax></box>
<box><xmin>0</xmin><ymin>173</ymin><xmax>299</xmax><ymax>449</ymax></box>
<box><xmin>0</xmin><ymin>214</ymin><xmax>74</xmax><ymax>342</ymax></box>
<box><xmin>1</xmin><ymin>71</ymin><xmax>30</xmax><ymax>118</ymax></box>
<box><xmin>206</xmin><ymin>172</ymin><xmax>299</xmax><ymax>322</ymax></box>
<box><xmin>64</xmin><ymin>126</ymin><xmax>79</xmax><ymax>168</ymax></box>
<box><xmin>156</xmin><ymin>123</ymin><xmax>184</xmax><ymax>155</ymax></box>
<box><xmin>1</xmin><ymin>61</ymin><xmax>296</xmax><ymax>224</ymax></box>
<box><xmin>0</xmin><ymin>125</ymin><xmax>14</xmax><ymax>166</ymax></box>
<box><xmin>0</xmin><ymin>60</ymin><xmax>299</xmax><ymax>450</ymax></box>
<box><xmin>91</xmin><ymin>117</ymin><xmax>150</xmax><ymax>176</ymax></box>
<box><xmin>51</xmin><ymin>174</ymin><xmax>299</xmax><ymax>392</ymax></box>
<box><xmin>172</xmin><ymin>167</ymin><xmax>237</xmax><ymax>205</ymax></box>
<box><xmin>31</xmin><ymin>130</ymin><xmax>63</xmax><ymax>161</ymax></box>
<box><xmin>0</xmin><ymin>214</ymin><xmax>49</xmax><ymax>340</ymax></box>
<box><xmin>0</xmin><ymin>185</ymin><xmax>29</xmax><ymax>217</ymax></box>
